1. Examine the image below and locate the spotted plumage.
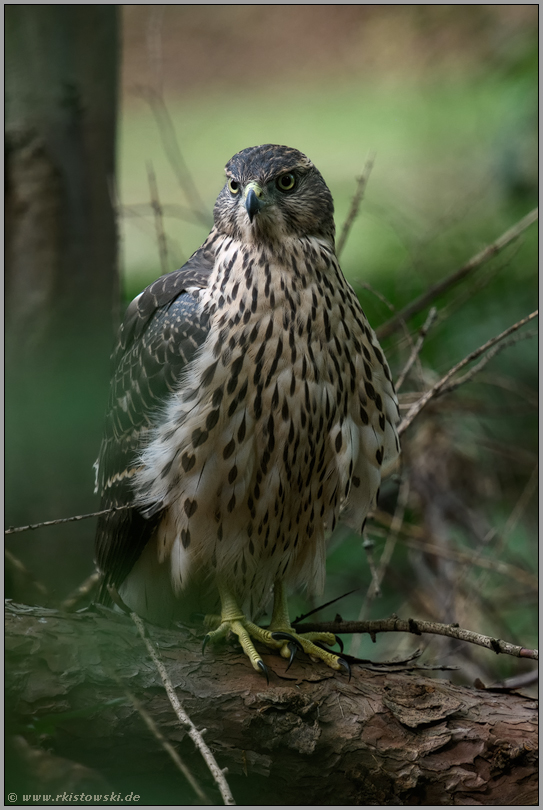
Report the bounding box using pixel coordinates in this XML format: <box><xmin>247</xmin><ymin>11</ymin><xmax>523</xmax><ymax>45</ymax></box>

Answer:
<box><xmin>95</xmin><ymin>144</ymin><xmax>400</xmax><ymax>673</ymax></box>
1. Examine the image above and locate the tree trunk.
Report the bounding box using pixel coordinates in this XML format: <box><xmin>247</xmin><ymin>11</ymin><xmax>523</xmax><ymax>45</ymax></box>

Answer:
<box><xmin>5</xmin><ymin>6</ymin><xmax>119</xmax><ymax>598</ymax></box>
<box><xmin>6</xmin><ymin>603</ymin><xmax>538</xmax><ymax>806</ymax></box>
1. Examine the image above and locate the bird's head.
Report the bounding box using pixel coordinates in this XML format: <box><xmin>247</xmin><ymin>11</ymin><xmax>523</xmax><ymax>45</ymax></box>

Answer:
<box><xmin>213</xmin><ymin>144</ymin><xmax>335</xmax><ymax>245</ymax></box>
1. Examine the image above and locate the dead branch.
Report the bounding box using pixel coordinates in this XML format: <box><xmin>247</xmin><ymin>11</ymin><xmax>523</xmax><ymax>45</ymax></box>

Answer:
<box><xmin>337</xmin><ymin>153</ymin><xmax>375</xmax><ymax>256</ymax></box>
<box><xmin>399</xmin><ymin>310</ymin><xmax>538</xmax><ymax>435</ymax></box>
<box><xmin>130</xmin><ymin>612</ymin><xmax>235</xmax><ymax>805</ymax></box>
<box><xmin>296</xmin><ymin>616</ymin><xmax>538</xmax><ymax>661</ymax></box>
<box><xmin>5</xmin><ymin>602</ymin><xmax>538</xmax><ymax>805</ymax></box>
<box><xmin>395</xmin><ymin>307</ymin><xmax>438</xmax><ymax>390</ymax></box>
<box><xmin>377</xmin><ymin>207</ymin><xmax>538</xmax><ymax>340</ymax></box>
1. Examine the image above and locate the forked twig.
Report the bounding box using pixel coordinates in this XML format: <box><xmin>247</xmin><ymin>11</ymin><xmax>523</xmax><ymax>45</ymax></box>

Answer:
<box><xmin>377</xmin><ymin>207</ymin><xmax>538</xmax><ymax>340</ymax></box>
<box><xmin>337</xmin><ymin>153</ymin><xmax>376</xmax><ymax>256</ymax></box>
<box><xmin>439</xmin><ymin>329</ymin><xmax>537</xmax><ymax>396</ymax></box>
<box><xmin>399</xmin><ymin>310</ymin><xmax>538</xmax><ymax>435</ymax></box>
<box><xmin>130</xmin><ymin>612</ymin><xmax>236</xmax><ymax>806</ymax></box>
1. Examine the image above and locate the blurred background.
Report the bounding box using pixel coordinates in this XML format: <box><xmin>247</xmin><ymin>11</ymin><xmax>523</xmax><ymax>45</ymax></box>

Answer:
<box><xmin>6</xmin><ymin>5</ymin><xmax>538</xmax><ymax>687</ymax></box>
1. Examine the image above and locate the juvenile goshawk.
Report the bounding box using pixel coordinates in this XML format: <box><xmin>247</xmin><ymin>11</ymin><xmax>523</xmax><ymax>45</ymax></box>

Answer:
<box><xmin>95</xmin><ymin>144</ymin><xmax>400</xmax><ymax>676</ymax></box>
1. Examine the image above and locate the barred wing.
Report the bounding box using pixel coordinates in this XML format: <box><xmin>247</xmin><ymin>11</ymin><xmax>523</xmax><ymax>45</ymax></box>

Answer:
<box><xmin>94</xmin><ymin>237</ymin><xmax>216</xmax><ymax>597</ymax></box>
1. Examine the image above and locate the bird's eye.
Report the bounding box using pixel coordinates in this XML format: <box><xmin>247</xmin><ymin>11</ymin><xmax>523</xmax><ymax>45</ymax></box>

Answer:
<box><xmin>228</xmin><ymin>179</ymin><xmax>240</xmax><ymax>195</ymax></box>
<box><xmin>276</xmin><ymin>173</ymin><xmax>296</xmax><ymax>192</ymax></box>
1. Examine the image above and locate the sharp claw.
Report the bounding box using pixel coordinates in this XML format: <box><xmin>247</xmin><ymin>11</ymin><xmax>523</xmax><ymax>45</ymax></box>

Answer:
<box><xmin>202</xmin><ymin>634</ymin><xmax>210</xmax><ymax>655</ymax></box>
<box><xmin>313</xmin><ymin>640</ymin><xmax>331</xmax><ymax>651</ymax></box>
<box><xmin>337</xmin><ymin>657</ymin><xmax>352</xmax><ymax>682</ymax></box>
<box><xmin>271</xmin><ymin>631</ymin><xmax>303</xmax><ymax>651</ymax></box>
<box><xmin>257</xmin><ymin>659</ymin><xmax>269</xmax><ymax>684</ymax></box>
<box><xmin>335</xmin><ymin>635</ymin><xmax>344</xmax><ymax>653</ymax></box>
<box><xmin>285</xmin><ymin>641</ymin><xmax>298</xmax><ymax>672</ymax></box>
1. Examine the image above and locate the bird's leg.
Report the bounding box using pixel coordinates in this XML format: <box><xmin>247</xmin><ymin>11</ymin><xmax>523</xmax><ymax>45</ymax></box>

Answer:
<box><xmin>204</xmin><ymin>581</ymin><xmax>349</xmax><ymax>677</ymax></box>
<box><xmin>203</xmin><ymin>584</ymin><xmax>269</xmax><ymax>673</ymax></box>
<box><xmin>267</xmin><ymin>581</ymin><xmax>348</xmax><ymax>673</ymax></box>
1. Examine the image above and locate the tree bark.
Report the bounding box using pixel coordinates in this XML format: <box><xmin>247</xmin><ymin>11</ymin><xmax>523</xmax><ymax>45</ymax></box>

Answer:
<box><xmin>5</xmin><ymin>6</ymin><xmax>119</xmax><ymax>598</ymax></box>
<box><xmin>6</xmin><ymin>602</ymin><xmax>538</xmax><ymax>806</ymax></box>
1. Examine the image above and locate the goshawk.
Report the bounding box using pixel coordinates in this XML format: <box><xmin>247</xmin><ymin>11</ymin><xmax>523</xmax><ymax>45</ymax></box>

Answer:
<box><xmin>95</xmin><ymin>144</ymin><xmax>400</xmax><ymax>676</ymax></box>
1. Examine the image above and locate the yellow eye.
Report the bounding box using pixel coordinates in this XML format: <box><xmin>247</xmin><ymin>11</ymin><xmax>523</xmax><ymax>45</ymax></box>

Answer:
<box><xmin>276</xmin><ymin>173</ymin><xmax>296</xmax><ymax>192</ymax></box>
<box><xmin>228</xmin><ymin>179</ymin><xmax>241</xmax><ymax>194</ymax></box>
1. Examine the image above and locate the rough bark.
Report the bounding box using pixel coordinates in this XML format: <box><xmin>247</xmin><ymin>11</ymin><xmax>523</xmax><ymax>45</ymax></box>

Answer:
<box><xmin>6</xmin><ymin>602</ymin><xmax>538</xmax><ymax>806</ymax></box>
<box><xmin>5</xmin><ymin>6</ymin><xmax>119</xmax><ymax>598</ymax></box>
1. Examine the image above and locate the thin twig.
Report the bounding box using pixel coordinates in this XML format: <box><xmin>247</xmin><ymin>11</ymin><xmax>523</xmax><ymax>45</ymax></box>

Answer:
<box><xmin>476</xmin><ymin>463</ymin><xmax>539</xmax><ymax>592</ymax></box>
<box><xmin>398</xmin><ymin>310</ymin><xmax>538</xmax><ymax>435</ymax></box>
<box><xmin>377</xmin><ymin>207</ymin><xmax>538</xmax><ymax>340</ymax></box>
<box><xmin>337</xmin><ymin>153</ymin><xmax>376</xmax><ymax>256</ymax></box>
<box><xmin>439</xmin><ymin>329</ymin><xmax>537</xmax><ymax>396</ymax></box>
<box><xmin>146</xmin><ymin>6</ymin><xmax>165</xmax><ymax>94</ymax></box>
<box><xmin>147</xmin><ymin>161</ymin><xmax>170</xmax><ymax>276</ymax></box>
<box><xmin>297</xmin><ymin>617</ymin><xmax>538</xmax><ymax>660</ymax></box>
<box><xmin>372</xmin><ymin>509</ymin><xmax>538</xmax><ymax>590</ymax></box>
<box><xmin>395</xmin><ymin>307</ymin><xmax>438</xmax><ymax>391</ymax></box>
<box><xmin>5</xmin><ymin>549</ymin><xmax>49</xmax><ymax>596</ymax></box>
<box><xmin>121</xmin><ymin>202</ymin><xmax>207</xmax><ymax>226</ymax></box>
<box><xmin>4</xmin><ymin>505</ymin><xmax>131</xmax><ymax>535</ymax></box>
<box><xmin>350</xmin><ymin>477</ymin><xmax>410</xmax><ymax>657</ymax></box>
<box><xmin>61</xmin><ymin>572</ymin><xmax>101</xmax><ymax>611</ymax></box>
<box><xmin>130</xmin><ymin>612</ymin><xmax>236</xmax><ymax>806</ymax></box>
<box><xmin>135</xmin><ymin>87</ymin><xmax>211</xmax><ymax>227</ymax></box>
<box><xmin>125</xmin><ymin>686</ymin><xmax>212</xmax><ymax>805</ymax></box>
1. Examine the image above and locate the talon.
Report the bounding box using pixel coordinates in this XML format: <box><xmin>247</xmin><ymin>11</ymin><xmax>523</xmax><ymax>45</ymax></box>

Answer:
<box><xmin>271</xmin><ymin>631</ymin><xmax>303</xmax><ymax>651</ymax></box>
<box><xmin>337</xmin><ymin>657</ymin><xmax>352</xmax><ymax>681</ymax></box>
<box><xmin>286</xmin><ymin>641</ymin><xmax>298</xmax><ymax>672</ymax></box>
<box><xmin>257</xmin><ymin>659</ymin><xmax>269</xmax><ymax>684</ymax></box>
<box><xmin>335</xmin><ymin>635</ymin><xmax>344</xmax><ymax>653</ymax></box>
<box><xmin>202</xmin><ymin>634</ymin><xmax>210</xmax><ymax>655</ymax></box>
<box><xmin>313</xmin><ymin>640</ymin><xmax>332</xmax><ymax>651</ymax></box>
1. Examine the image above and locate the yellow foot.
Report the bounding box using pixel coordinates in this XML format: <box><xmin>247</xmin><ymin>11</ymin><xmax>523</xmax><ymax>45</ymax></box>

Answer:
<box><xmin>203</xmin><ymin>582</ymin><xmax>351</xmax><ymax>681</ymax></box>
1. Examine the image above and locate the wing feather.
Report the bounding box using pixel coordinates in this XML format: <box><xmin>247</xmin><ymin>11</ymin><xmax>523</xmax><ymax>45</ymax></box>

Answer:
<box><xmin>94</xmin><ymin>234</ymin><xmax>218</xmax><ymax>599</ymax></box>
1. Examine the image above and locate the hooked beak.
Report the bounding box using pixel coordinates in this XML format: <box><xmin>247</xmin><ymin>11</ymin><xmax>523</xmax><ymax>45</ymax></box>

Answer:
<box><xmin>244</xmin><ymin>181</ymin><xmax>263</xmax><ymax>222</ymax></box>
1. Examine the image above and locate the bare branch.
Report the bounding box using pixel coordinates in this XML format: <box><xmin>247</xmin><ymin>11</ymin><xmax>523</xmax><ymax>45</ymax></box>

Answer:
<box><xmin>395</xmin><ymin>307</ymin><xmax>438</xmax><ymax>391</ymax></box>
<box><xmin>130</xmin><ymin>612</ymin><xmax>236</xmax><ymax>806</ymax></box>
<box><xmin>337</xmin><ymin>153</ymin><xmax>376</xmax><ymax>256</ymax></box>
<box><xmin>146</xmin><ymin>161</ymin><xmax>170</xmax><ymax>276</ymax></box>
<box><xmin>399</xmin><ymin>310</ymin><xmax>538</xmax><ymax>435</ymax></box>
<box><xmin>439</xmin><ymin>329</ymin><xmax>537</xmax><ymax>396</ymax></box>
<box><xmin>297</xmin><ymin>616</ymin><xmax>538</xmax><ymax>660</ymax></box>
<box><xmin>4</xmin><ymin>505</ymin><xmax>131</xmax><ymax>535</ymax></box>
<box><xmin>377</xmin><ymin>207</ymin><xmax>538</xmax><ymax>340</ymax></box>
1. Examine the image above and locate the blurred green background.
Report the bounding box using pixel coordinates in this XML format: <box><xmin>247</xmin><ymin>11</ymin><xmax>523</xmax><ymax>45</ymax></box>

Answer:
<box><xmin>7</xmin><ymin>5</ymin><xmax>538</xmax><ymax>685</ymax></box>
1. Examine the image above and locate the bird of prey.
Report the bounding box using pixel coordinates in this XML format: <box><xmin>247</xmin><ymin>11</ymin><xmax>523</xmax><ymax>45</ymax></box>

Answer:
<box><xmin>95</xmin><ymin>144</ymin><xmax>400</xmax><ymax>676</ymax></box>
